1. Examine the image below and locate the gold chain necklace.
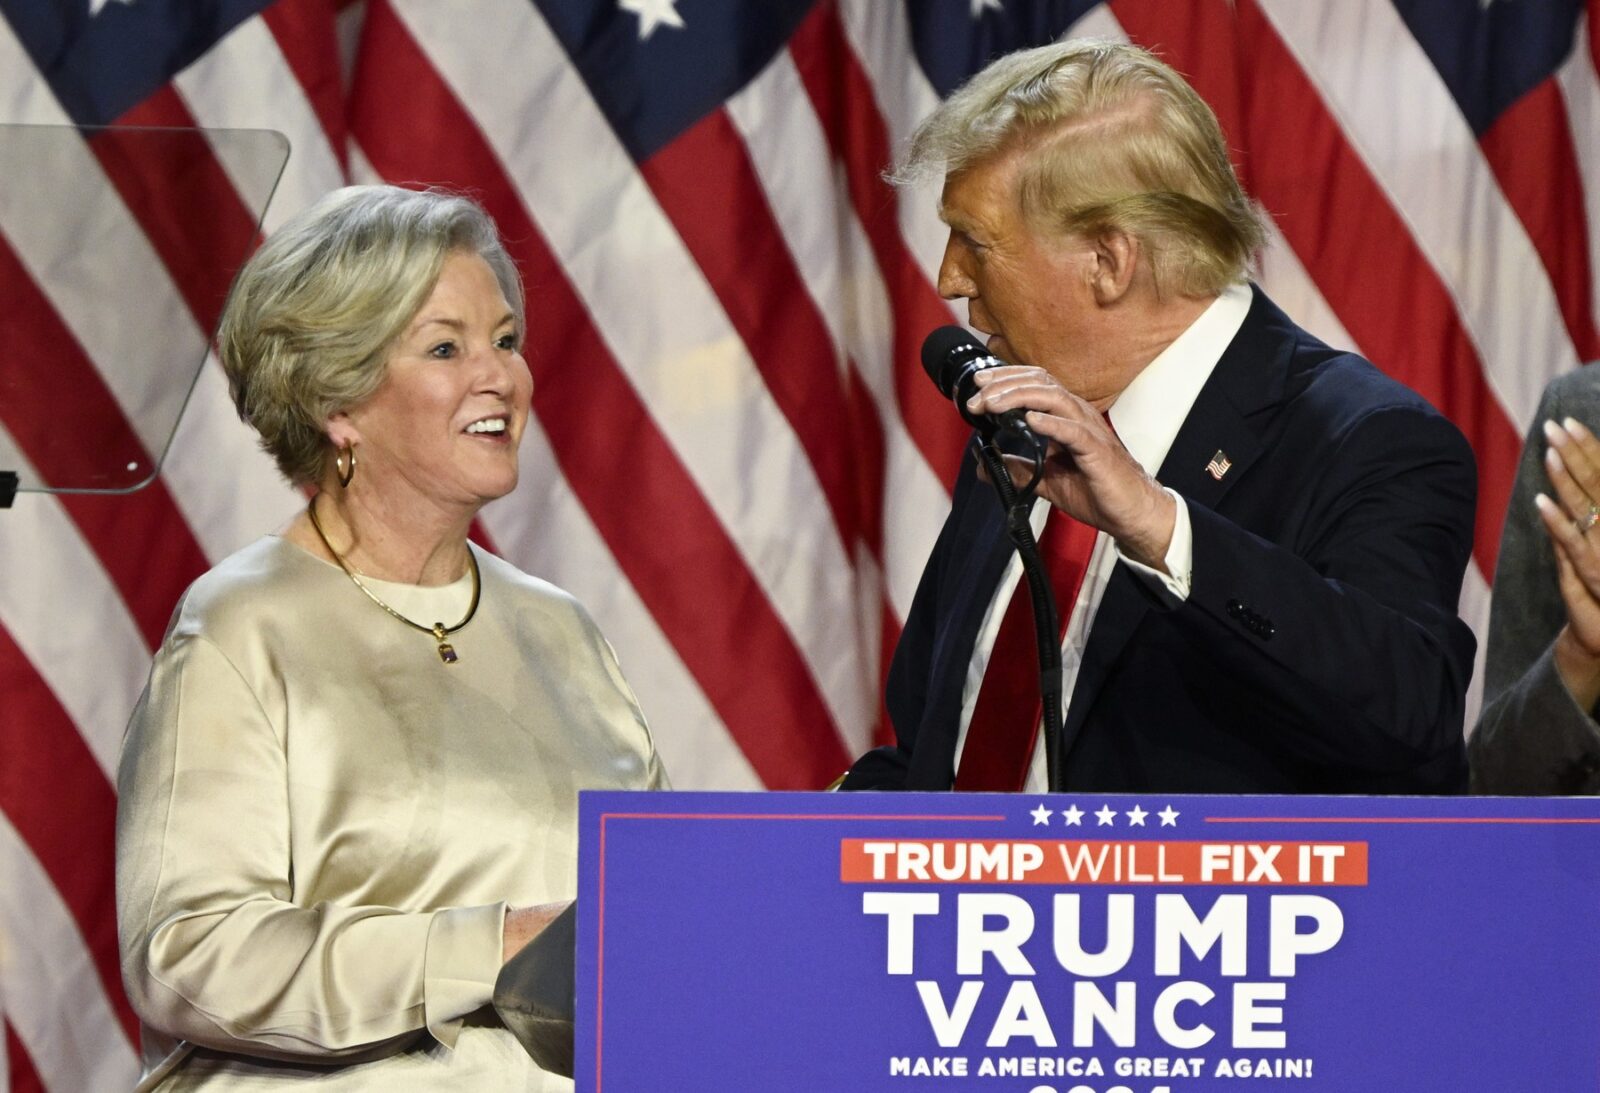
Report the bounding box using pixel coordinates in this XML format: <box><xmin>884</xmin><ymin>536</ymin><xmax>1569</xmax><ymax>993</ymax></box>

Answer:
<box><xmin>306</xmin><ymin>498</ymin><xmax>481</xmax><ymax>664</ymax></box>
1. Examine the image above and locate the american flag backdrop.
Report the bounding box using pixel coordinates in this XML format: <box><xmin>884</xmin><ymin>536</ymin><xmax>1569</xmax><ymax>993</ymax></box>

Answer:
<box><xmin>0</xmin><ymin>0</ymin><xmax>1594</xmax><ymax>1087</ymax></box>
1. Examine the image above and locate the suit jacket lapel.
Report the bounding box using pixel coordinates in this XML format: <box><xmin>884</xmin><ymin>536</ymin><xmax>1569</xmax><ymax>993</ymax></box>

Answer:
<box><xmin>1057</xmin><ymin>287</ymin><xmax>1294</xmax><ymax>761</ymax></box>
<box><xmin>907</xmin><ymin>462</ymin><xmax>1019</xmax><ymax>788</ymax></box>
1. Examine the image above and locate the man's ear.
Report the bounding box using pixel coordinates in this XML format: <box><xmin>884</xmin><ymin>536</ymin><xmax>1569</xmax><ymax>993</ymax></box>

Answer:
<box><xmin>1089</xmin><ymin>228</ymin><xmax>1139</xmax><ymax>305</ymax></box>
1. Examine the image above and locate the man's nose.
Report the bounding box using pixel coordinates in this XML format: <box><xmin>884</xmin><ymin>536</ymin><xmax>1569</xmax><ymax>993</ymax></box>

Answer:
<box><xmin>937</xmin><ymin>237</ymin><xmax>976</xmax><ymax>301</ymax></box>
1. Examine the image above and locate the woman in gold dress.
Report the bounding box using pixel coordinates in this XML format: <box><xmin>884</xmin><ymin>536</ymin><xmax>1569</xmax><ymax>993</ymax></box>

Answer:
<box><xmin>116</xmin><ymin>185</ymin><xmax>665</xmax><ymax>1090</ymax></box>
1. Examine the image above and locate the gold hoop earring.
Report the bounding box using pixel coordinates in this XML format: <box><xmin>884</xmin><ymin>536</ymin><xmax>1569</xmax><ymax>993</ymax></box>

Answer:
<box><xmin>335</xmin><ymin>443</ymin><xmax>357</xmax><ymax>489</ymax></box>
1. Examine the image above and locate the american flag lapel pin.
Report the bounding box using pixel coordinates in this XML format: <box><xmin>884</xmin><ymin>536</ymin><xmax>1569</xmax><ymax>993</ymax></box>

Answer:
<box><xmin>1205</xmin><ymin>450</ymin><xmax>1232</xmax><ymax>480</ymax></box>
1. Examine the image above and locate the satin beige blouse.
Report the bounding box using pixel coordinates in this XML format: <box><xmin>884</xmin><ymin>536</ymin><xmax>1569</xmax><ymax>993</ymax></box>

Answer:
<box><xmin>116</xmin><ymin>536</ymin><xmax>666</xmax><ymax>1090</ymax></box>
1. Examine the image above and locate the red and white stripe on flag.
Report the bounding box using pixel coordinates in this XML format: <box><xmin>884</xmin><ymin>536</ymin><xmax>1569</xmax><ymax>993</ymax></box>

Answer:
<box><xmin>2</xmin><ymin>1</ymin><xmax>1595</xmax><ymax>1087</ymax></box>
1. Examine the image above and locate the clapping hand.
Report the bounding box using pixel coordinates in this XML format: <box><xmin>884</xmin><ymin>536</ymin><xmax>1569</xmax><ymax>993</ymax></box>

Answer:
<box><xmin>1534</xmin><ymin>417</ymin><xmax>1600</xmax><ymax>712</ymax></box>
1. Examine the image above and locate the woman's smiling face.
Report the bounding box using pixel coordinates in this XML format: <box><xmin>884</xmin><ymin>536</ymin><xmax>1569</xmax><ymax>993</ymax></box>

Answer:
<box><xmin>332</xmin><ymin>250</ymin><xmax>532</xmax><ymax>513</ymax></box>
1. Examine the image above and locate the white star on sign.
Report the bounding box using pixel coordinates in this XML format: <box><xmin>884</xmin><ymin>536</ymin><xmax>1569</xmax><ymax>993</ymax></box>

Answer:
<box><xmin>89</xmin><ymin>0</ymin><xmax>136</xmax><ymax>14</ymax></box>
<box><xmin>1158</xmin><ymin>806</ymin><xmax>1180</xmax><ymax>827</ymax></box>
<box><xmin>1125</xmin><ymin>805</ymin><xmax>1148</xmax><ymax>827</ymax></box>
<box><xmin>970</xmin><ymin>0</ymin><xmax>1004</xmax><ymax>15</ymax></box>
<box><xmin>1095</xmin><ymin>804</ymin><xmax>1117</xmax><ymax>827</ymax></box>
<box><xmin>1062</xmin><ymin>804</ymin><xmax>1084</xmax><ymax>826</ymax></box>
<box><xmin>619</xmin><ymin>0</ymin><xmax>684</xmax><ymax>41</ymax></box>
<box><xmin>1030</xmin><ymin>803</ymin><xmax>1053</xmax><ymax>826</ymax></box>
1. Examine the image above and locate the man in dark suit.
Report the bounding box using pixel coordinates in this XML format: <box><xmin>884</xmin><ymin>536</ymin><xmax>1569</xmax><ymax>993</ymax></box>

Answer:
<box><xmin>842</xmin><ymin>39</ymin><xmax>1477</xmax><ymax>795</ymax></box>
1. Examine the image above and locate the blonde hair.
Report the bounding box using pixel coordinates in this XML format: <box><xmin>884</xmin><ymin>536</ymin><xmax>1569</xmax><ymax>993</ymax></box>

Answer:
<box><xmin>217</xmin><ymin>185</ymin><xmax>524</xmax><ymax>485</ymax></box>
<box><xmin>896</xmin><ymin>39</ymin><xmax>1265</xmax><ymax>297</ymax></box>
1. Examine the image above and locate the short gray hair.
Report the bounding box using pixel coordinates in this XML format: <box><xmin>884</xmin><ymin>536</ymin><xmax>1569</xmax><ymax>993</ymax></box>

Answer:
<box><xmin>217</xmin><ymin>185</ymin><xmax>524</xmax><ymax>485</ymax></box>
<box><xmin>895</xmin><ymin>39</ymin><xmax>1265</xmax><ymax>297</ymax></box>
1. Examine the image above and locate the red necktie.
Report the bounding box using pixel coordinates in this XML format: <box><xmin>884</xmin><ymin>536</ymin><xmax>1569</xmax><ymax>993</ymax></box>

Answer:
<box><xmin>954</xmin><ymin>507</ymin><xmax>1100</xmax><ymax>791</ymax></box>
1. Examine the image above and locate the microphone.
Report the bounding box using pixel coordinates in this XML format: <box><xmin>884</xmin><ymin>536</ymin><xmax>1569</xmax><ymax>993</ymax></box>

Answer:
<box><xmin>920</xmin><ymin>326</ymin><xmax>1033</xmax><ymax>439</ymax></box>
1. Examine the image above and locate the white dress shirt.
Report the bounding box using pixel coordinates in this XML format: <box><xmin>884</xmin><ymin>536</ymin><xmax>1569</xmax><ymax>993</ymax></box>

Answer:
<box><xmin>951</xmin><ymin>282</ymin><xmax>1253</xmax><ymax>792</ymax></box>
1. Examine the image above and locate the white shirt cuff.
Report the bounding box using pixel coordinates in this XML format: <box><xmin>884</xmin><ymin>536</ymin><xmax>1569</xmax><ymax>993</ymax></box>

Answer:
<box><xmin>1116</xmin><ymin>488</ymin><xmax>1193</xmax><ymax>604</ymax></box>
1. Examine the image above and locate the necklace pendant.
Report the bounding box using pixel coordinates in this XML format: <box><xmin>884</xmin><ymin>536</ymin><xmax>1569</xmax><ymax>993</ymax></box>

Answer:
<box><xmin>308</xmin><ymin>501</ymin><xmax>482</xmax><ymax>662</ymax></box>
<box><xmin>432</xmin><ymin>623</ymin><xmax>459</xmax><ymax>664</ymax></box>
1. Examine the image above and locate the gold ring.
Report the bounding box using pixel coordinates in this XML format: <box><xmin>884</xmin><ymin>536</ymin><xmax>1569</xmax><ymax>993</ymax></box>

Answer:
<box><xmin>1579</xmin><ymin>511</ymin><xmax>1600</xmax><ymax>535</ymax></box>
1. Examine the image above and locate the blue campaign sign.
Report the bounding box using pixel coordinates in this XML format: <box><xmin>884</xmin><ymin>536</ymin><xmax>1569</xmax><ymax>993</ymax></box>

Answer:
<box><xmin>577</xmin><ymin>791</ymin><xmax>1600</xmax><ymax>1092</ymax></box>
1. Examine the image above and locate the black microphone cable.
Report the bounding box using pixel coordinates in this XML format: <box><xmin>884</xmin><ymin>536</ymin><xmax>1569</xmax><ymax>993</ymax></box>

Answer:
<box><xmin>922</xmin><ymin>326</ymin><xmax>1066</xmax><ymax>792</ymax></box>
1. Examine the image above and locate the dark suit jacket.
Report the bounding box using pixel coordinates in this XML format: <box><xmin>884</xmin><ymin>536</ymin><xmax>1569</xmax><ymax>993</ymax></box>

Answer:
<box><xmin>1470</xmin><ymin>365</ymin><xmax>1600</xmax><ymax>794</ymax></box>
<box><xmin>844</xmin><ymin>288</ymin><xmax>1477</xmax><ymax>794</ymax></box>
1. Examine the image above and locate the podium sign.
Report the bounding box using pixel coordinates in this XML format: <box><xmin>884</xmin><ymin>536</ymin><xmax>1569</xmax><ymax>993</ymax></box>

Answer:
<box><xmin>578</xmin><ymin>791</ymin><xmax>1600</xmax><ymax>1092</ymax></box>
